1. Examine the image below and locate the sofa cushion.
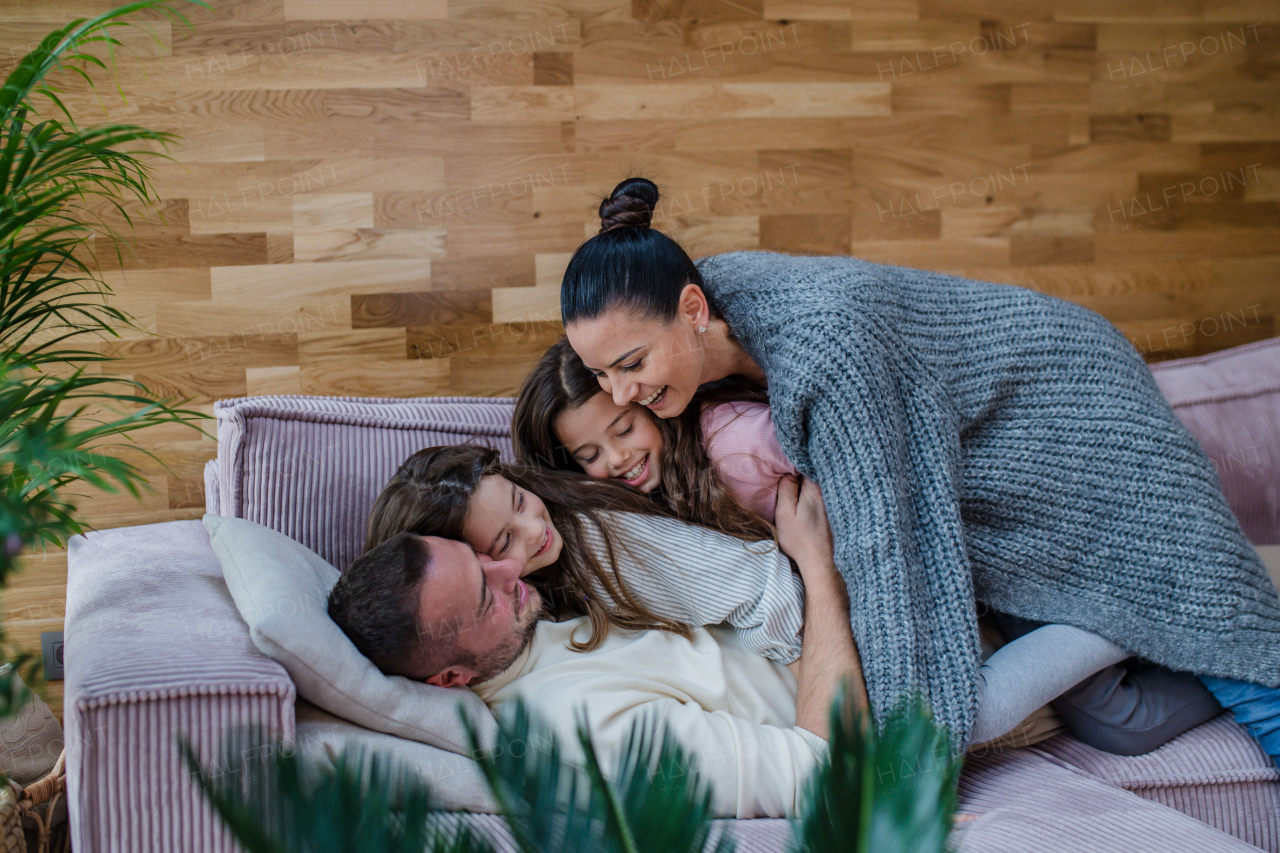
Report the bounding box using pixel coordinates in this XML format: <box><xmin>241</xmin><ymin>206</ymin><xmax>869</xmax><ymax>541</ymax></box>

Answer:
<box><xmin>204</xmin><ymin>513</ymin><xmax>497</xmax><ymax>756</ymax></box>
<box><xmin>293</xmin><ymin>700</ymin><xmax>496</xmax><ymax>812</ymax></box>
<box><xmin>1150</xmin><ymin>336</ymin><xmax>1280</xmax><ymax>544</ymax></box>
<box><xmin>1030</xmin><ymin>712</ymin><xmax>1280</xmax><ymax>850</ymax></box>
<box><xmin>213</xmin><ymin>395</ymin><xmax>515</xmax><ymax>572</ymax></box>
<box><xmin>957</xmin><ymin>737</ymin><xmax>1269</xmax><ymax>853</ymax></box>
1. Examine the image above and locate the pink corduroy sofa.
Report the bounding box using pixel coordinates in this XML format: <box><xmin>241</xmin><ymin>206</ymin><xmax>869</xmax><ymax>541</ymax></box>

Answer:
<box><xmin>64</xmin><ymin>337</ymin><xmax>1280</xmax><ymax>853</ymax></box>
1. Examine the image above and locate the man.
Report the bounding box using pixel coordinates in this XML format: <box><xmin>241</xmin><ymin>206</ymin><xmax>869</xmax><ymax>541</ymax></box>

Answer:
<box><xmin>328</xmin><ymin>476</ymin><xmax>864</xmax><ymax>818</ymax></box>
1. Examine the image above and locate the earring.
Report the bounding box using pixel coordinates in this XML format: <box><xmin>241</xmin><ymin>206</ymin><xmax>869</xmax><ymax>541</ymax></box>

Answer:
<box><xmin>697</xmin><ymin>325</ymin><xmax>707</xmax><ymax>333</ymax></box>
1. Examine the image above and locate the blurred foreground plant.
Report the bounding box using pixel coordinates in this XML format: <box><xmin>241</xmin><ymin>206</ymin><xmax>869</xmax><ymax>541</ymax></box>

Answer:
<box><xmin>791</xmin><ymin>692</ymin><xmax>961</xmax><ymax>853</ymax></box>
<box><xmin>1</xmin><ymin>0</ymin><xmax>207</xmax><ymax>581</ymax></box>
<box><xmin>187</xmin><ymin>691</ymin><xmax>962</xmax><ymax>853</ymax></box>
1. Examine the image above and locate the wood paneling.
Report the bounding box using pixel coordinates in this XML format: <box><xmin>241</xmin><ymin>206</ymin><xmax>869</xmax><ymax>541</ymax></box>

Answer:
<box><xmin>5</xmin><ymin>0</ymin><xmax>1278</xmax><ymax>719</ymax></box>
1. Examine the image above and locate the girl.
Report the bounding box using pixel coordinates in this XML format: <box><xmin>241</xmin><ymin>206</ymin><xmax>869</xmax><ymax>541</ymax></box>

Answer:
<box><xmin>366</xmin><ymin>443</ymin><xmax>807</xmax><ymax>665</ymax></box>
<box><xmin>516</xmin><ymin>337</ymin><xmax>1224</xmax><ymax>754</ymax></box>
<box><xmin>557</xmin><ymin>176</ymin><xmax>1280</xmax><ymax>761</ymax></box>
<box><xmin>512</xmin><ymin>336</ymin><xmax>771</xmax><ymax>539</ymax></box>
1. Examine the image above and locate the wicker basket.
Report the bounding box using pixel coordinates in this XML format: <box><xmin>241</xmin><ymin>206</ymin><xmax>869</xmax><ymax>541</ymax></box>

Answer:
<box><xmin>0</xmin><ymin>783</ymin><xmax>24</xmax><ymax>853</ymax></box>
<box><xmin>0</xmin><ymin>752</ymin><xmax>66</xmax><ymax>853</ymax></box>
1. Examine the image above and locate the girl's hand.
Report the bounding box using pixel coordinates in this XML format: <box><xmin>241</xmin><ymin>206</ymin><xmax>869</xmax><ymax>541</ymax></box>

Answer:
<box><xmin>773</xmin><ymin>474</ymin><xmax>835</xmax><ymax>567</ymax></box>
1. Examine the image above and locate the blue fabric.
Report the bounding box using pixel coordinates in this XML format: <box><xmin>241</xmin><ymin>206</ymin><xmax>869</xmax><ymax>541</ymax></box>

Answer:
<box><xmin>1200</xmin><ymin>675</ymin><xmax>1280</xmax><ymax>770</ymax></box>
<box><xmin>698</xmin><ymin>250</ymin><xmax>1280</xmax><ymax>749</ymax></box>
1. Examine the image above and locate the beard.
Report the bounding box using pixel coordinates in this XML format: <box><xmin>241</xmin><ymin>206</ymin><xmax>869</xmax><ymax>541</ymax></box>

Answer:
<box><xmin>469</xmin><ymin>596</ymin><xmax>544</xmax><ymax>683</ymax></box>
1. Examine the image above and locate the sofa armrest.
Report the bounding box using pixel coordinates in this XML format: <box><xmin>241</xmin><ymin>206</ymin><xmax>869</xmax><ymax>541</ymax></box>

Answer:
<box><xmin>66</xmin><ymin>520</ymin><xmax>296</xmax><ymax>853</ymax></box>
<box><xmin>204</xmin><ymin>457</ymin><xmax>220</xmax><ymax>515</ymax></box>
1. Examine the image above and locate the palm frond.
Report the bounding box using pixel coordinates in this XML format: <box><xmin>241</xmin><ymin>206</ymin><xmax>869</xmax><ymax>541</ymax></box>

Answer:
<box><xmin>0</xmin><ymin>359</ymin><xmax>206</xmax><ymax>582</ymax></box>
<box><xmin>0</xmin><ymin>2</ymin><xmax>200</xmax><ymax>367</ymax></box>
<box><xmin>0</xmin><ymin>1</ymin><xmax>211</xmax><ymax>587</ymax></box>
<box><xmin>180</xmin><ymin>731</ymin><xmax>495</xmax><ymax>853</ymax></box>
<box><xmin>464</xmin><ymin>700</ymin><xmax>590</xmax><ymax>853</ymax></box>
<box><xmin>578</xmin><ymin>712</ymin><xmax>731</xmax><ymax>853</ymax></box>
<box><xmin>464</xmin><ymin>699</ymin><xmax>733</xmax><ymax>853</ymax></box>
<box><xmin>183</xmin><ymin>692</ymin><xmax>966</xmax><ymax>853</ymax></box>
<box><xmin>0</xmin><ymin>3</ymin><xmax>201</xmax><ymax>122</ymax></box>
<box><xmin>791</xmin><ymin>691</ymin><xmax>961</xmax><ymax>853</ymax></box>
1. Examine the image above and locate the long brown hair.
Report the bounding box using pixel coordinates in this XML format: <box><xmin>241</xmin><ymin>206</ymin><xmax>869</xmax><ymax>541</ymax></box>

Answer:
<box><xmin>512</xmin><ymin>337</ymin><xmax>773</xmax><ymax>542</ymax></box>
<box><xmin>367</xmin><ymin>443</ymin><xmax>701</xmax><ymax>651</ymax></box>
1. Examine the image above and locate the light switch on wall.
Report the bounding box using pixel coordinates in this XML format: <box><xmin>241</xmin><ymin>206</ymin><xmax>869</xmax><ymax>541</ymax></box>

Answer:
<box><xmin>41</xmin><ymin>631</ymin><xmax>63</xmax><ymax>681</ymax></box>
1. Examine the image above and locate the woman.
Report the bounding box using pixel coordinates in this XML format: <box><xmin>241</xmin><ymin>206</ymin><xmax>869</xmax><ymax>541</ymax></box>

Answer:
<box><xmin>515</xmin><ymin>335</ymin><xmax>1224</xmax><ymax>754</ymax></box>
<box><xmin>559</xmin><ymin>176</ymin><xmax>1280</xmax><ymax>755</ymax></box>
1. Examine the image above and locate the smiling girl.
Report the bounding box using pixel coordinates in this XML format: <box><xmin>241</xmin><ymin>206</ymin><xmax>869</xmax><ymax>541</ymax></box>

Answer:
<box><xmin>365</xmin><ymin>443</ymin><xmax>807</xmax><ymax>663</ymax></box>
<box><xmin>513</xmin><ymin>336</ymin><xmax>774</xmax><ymax>539</ymax></box>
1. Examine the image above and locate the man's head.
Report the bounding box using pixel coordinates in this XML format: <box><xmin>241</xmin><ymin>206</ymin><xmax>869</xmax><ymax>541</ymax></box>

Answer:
<box><xmin>328</xmin><ymin>531</ymin><xmax>543</xmax><ymax>687</ymax></box>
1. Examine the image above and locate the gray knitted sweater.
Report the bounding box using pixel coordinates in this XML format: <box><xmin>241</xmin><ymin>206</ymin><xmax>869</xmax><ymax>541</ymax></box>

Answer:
<box><xmin>697</xmin><ymin>250</ymin><xmax>1280</xmax><ymax>748</ymax></box>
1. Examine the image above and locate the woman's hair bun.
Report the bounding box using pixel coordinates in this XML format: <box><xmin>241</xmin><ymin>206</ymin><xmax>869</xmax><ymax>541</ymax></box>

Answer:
<box><xmin>598</xmin><ymin>177</ymin><xmax>659</xmax><ymax>233</ymax></box>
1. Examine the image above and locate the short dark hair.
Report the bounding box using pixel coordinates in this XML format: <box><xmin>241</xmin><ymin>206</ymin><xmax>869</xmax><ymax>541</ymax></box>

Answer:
<box><xmin>328</xmin><ymin>532</ymin><xmax>458</xmax><ymax>680</ymax></box>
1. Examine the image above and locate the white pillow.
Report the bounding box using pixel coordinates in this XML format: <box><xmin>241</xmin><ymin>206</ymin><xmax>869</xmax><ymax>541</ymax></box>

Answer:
<box><xmin>203</xmin><ymin>514</ymin><xmax>497</xmax><ymax>755</ymax></box>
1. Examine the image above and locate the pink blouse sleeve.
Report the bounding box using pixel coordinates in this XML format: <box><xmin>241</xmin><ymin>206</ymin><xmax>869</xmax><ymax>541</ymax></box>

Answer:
<box><xmin>700</xmin><ymin>401</ymin><xmax>799</xmax><ymax>525</ymax></box>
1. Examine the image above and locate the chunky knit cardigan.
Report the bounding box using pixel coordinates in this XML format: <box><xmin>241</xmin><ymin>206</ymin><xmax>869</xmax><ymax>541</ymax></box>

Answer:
<box><xmin>697</xmin><ymin>250</ymin><xmax>1280</xmax><ymax>748</ymax></box>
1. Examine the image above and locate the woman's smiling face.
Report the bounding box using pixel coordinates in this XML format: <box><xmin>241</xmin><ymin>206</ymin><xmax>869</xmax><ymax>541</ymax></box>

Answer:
<box><xmin>552</xmin><ymin>392</ymin><xmax>665</xmax><ymax>494</ymax></box>
<box><xmin>565</xmin><ymin>289</ymin><xmax>709</xmax><ymax>420</ymax></box>
<box><xmin>461</xmin><ymin>474</ymin><xmax>563</xmax><ymax>576</ymax></box>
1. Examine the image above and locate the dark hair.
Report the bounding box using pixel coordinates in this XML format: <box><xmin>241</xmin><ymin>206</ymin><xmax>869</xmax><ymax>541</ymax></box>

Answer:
<box><xmin>328</xmin><ymin>532</ymin><xmax>447</xmax><ymax>680</ymax></box>
<box><xmin>365</xmin><ymin>443</ymin><xmax>703</xmax><ymax>652</ymax></box>
<box><xmin>512</xmin><ymin>337</ymin><xmax>605</xmax><ymax>473</ymax></box>
<box><xmin>561</xmin><ymin>178</ymin><xmax>710</xmax><ymax>326</ymax></box>
<box><xmin>513</xmin><ymin>338</ymin><xmax>774</xmax><ymax>541</ymax></box>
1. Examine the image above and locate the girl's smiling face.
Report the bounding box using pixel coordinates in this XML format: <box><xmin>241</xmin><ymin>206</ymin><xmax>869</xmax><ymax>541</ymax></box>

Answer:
<box><xmin>461</xmin><ymin>474</ymin><xmax>563</xmax><ymax>576</ymax></box>
<box><xmin>553</xmin><ymin>392</ymin><xmax>665</xmax><ymax>494</ymax></box>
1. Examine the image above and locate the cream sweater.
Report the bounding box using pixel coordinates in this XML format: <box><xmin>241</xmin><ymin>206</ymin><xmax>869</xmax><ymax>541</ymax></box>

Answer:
<box><xmin>472</xmin><ymin>616</ymin><xmax>827</xmax><ymax>819</ymax></box>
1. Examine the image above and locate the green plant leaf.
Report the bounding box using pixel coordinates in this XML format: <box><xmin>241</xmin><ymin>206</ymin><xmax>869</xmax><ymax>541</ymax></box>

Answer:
<box><xmin>790</xmin><ymin>691</ymin><xmax>962</xmax><ymax>853</ymax></box>
<box><xmin>0</xmin><ymin>358</ymin><xmax>207</xmax><ymax>582</ymax></box>
<box><xmin>1</xmin><ymin>1</ymin><xmax>212</xmax><ymax>585</ymax></box>
<box><xmin>181</xmin><ymin>730</ymin><xmax>499</xmax><ymax>853</ymax></box>
<box><xmin>463</xmin><ymin>698</ymin><xmax>733</xmax><ymax>853</ymax></box>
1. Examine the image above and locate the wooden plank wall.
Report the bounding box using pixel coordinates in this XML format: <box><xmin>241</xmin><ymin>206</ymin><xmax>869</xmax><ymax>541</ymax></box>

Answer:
<box><xmin>2</xmin><ymin>0</ymin><xmax>1277</xmax><ymax>717</ymax></box>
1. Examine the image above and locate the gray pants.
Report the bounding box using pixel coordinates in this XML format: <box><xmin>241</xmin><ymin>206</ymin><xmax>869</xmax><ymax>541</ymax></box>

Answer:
<box><xmin>987</xmin><ymin>609</ymin><xmax>1224</xmax><ymax>755</ymax></box>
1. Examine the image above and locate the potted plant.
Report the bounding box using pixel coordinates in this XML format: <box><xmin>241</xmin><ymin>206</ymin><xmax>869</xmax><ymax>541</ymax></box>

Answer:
<box><xmin>0</xmin><ymin>1</ymin><xmax>203</xmax><ymax>844</ymax></box>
